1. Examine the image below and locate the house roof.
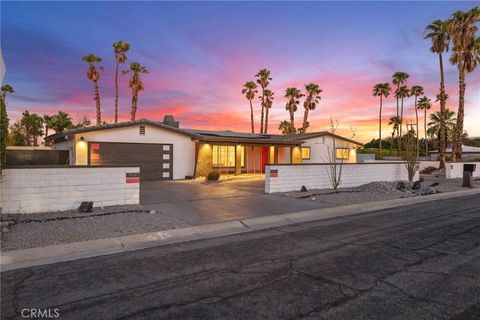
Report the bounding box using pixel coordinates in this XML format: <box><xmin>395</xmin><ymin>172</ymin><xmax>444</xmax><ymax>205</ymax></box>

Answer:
<box><xmin>429</xmin><ymin>145</ymin><xmax>480</xmax><ymax>154</ymax></box>
<box><xmin>45</xmin><ymin>119</ymin><xmax>361</xmax><ymax>146</ymax></box>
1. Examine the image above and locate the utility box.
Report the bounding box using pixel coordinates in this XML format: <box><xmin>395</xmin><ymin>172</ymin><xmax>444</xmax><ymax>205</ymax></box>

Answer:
<box><xmin>462</xmin><ymin>164</ymin><xmax>476</xmax><ymax>188</ymax></box>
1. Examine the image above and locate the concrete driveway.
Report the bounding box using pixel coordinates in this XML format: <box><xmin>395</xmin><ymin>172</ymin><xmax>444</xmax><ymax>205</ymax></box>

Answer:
<box><xmin>141</xmin><ymin>178</ymin><xmax>327</xmax><ymax>225</ymax></box>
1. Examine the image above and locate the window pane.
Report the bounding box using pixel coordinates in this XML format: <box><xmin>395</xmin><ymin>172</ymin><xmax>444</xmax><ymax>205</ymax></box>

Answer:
<box><xmin>301</xmin><ymin>147</ymin><xmax>310</xmax><ymax>160</ymax></box>
<box><xmin>212</xmin><ymin>145</ymin><xmax>245</xmax><ymax>167</ymax></box>
<box><xmin>335</xmin><ymin>148</ymin><xmax>349</xmax><ymax>160</ymax></box>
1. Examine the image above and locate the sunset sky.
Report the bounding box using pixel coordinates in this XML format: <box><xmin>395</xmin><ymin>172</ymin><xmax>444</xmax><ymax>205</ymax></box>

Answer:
<box><xmin>2</xmin><ymin>1</ymin><xmax>479</xmax><ymax>142</ymax></box>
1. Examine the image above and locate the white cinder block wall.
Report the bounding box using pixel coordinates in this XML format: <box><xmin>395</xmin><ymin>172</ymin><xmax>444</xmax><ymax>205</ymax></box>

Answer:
<box><xmin>265</xmin><ymin>163</ymin><xmax>419</xmax><ymax>193</ymax></box>
<box><xmin>445</xmin><ymin>162</ymin><xmax>480</xmax><ymax>179</ymax></box>
<box><xmin>1</xmin><ymin>167</ymin><xmax>140</xmax><ymax>214</ymax></box>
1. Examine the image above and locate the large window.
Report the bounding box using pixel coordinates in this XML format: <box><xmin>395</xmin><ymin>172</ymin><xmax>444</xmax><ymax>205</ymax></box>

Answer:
<box><xmin>301</xmin><ymin>147</ymin><xmax>311</xmax><ymax>160</ymax></box>
<box><xmin>335</xmin><ymin>148</ymin><xmax>350</xmax><ymax>160</ymax></box>
<box><xmin>212</xmin><ymin>145</ymin><xmax>244</xmax><ymax>167</ymax></box>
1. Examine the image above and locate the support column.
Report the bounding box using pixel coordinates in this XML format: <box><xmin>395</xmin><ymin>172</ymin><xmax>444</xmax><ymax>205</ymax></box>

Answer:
<box><xmin>235</xmin><ymin>145</ymin><xmax>242</xmax><ymax>175</ymax></box>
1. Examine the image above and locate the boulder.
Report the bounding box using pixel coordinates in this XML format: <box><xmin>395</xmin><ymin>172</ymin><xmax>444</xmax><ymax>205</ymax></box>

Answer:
<box><xmin>396</xmin><ymin>181</ymin><xmax>406</xmax><ymax>191</ymax></box>
<box><xmin>300</xmin><ymin>185</ymin><xmax>308</xmax><ymax>192</ymax></box>
<box><xmin>412</xmin><ymin>181</ymin><xmax>422</xmax><ymax>190</ymax></box>
<box><xmin>78</xmin><ymin>201</ymin><xmax>94</xmax><ymax>213</ymax></box>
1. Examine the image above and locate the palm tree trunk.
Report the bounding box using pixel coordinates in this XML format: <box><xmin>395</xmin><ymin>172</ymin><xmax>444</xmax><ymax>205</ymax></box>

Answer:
<box><xmin>249</xmin><ymin>99</ymin><xmax>254</xmax><ymax>133</ymax></box>
<box><xmin>379</xmin><ymin>96</ymin><xmax>382</xmax><ymax>156</ymax></box>
<box><xmin>303</xmin><ymin>108</ymin><xmax>309</xmax><ymax>133</ymax></box>
<box><xmin>390</xmin><ymin>132</ymin><xmax>394</xmax><ymax>155</ymax></box>
<box><xmin>290</xmin><ymin>109</ymin><xmax>295</xmax><ymax>132</ymax></box>
<box><xmin>424</xmin><ymin>109</ymin><xmax>428</xmax><ymax>158</ymax></box>
<box><xmin>415</xmin><ymin>96</ymin><xmax>419</xmax><ymax>159</ymax></box>
<box><xmin>399</xmin><ymin>98</ymin><xmax>404</xmax><ymax>155</ymax></box>
<box><xmin>45</xmin><ymin>126</ymin><xmax>49</xmax><ymax>138</ymax></box>
<box><xmin>260</xmin><ymin>88</ymin><xmax>265</xmax><ymax>134</ymax></box>
<box><xmin>131</xmin><ymin>91</ymin><xmax>138</xmax><ymax>121</ymax></box>
<box><xmin>452</xmin><ymin>62</ymin><xmax>465</xmax><ymax>162</ymax></box>
<box><xmin>93</xmin><ymin>80</ymin><xmax>101</xmax><ymax>125</ymax></box>
<box><xmin>114</xmin><ymin>62</ymin><xmax>119</xmax><ymax>123</ymax></box>
<box><xmin>438</xmin><ymin>53</ymin><xmax>447</xmax><ymax>169</ymax></box>
<box><xmin>265</xmin><ymin>107</ymin><xmax>269</xmax><ymax>134</ymax></box>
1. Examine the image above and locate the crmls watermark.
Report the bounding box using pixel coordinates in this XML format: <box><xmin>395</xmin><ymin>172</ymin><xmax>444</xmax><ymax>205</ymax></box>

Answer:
<box><xmin>21</xmin><ymin>308</ymin><xmax>60</xmax><ymax>319</ymax></box>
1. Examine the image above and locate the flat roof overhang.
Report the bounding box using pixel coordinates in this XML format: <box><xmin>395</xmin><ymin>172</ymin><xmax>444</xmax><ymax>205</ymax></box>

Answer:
<box><xmin>194</xmin><ymin>136</ymin><xmax>304</xmax><ymax>146</ymax></box>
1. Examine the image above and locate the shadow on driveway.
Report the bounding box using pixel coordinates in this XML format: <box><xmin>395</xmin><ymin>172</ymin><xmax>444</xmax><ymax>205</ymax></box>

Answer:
<box><xmin>141</xmin><ymin>179</ymin><xmax>329</xmax><ymax>225</ymax></box>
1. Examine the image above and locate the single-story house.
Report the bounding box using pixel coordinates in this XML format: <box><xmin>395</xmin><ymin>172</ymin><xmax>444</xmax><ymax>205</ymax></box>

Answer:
<box><xmin>429</xmin><ymin>145</ymin><xmax>480</xmax><ymax>161</ymax></box>
<box><xmin>45</xmin><ymin>116</ymin><xmax>363</xmax><ymax>180</ymax></box>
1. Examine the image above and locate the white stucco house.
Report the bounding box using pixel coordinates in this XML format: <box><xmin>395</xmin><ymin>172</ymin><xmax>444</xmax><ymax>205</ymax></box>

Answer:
<box><xmin>45</xmin><ymin>116</ymin><xmax>363</xmax><ymax>180</ymax></box>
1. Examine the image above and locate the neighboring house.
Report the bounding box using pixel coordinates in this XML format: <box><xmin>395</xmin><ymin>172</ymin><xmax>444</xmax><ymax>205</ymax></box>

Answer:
<box><xmin>429</xmin><ymin>145</ymin><xmax>480</xmax><ymax>161</ymax></box>
<box><xmin>45</xmin><ymin>116</ymin><xmax>363</xmax><ymax>180</ymax></box>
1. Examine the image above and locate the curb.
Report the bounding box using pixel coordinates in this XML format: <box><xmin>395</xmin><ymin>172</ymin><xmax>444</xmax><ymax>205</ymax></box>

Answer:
<box><xmin>1</xmin><ymin>188</ymin><xmax>479</xmax><ymax>272</ymax></box>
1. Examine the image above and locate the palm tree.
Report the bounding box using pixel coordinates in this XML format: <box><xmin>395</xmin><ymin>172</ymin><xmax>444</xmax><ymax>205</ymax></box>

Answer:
<box><xmin>123</xmin><ymin>62</ymin><xmax>148</xmax><ymax>121</ymax></box>
<box><xmin>394</xmin><ymin>85</ymin><xmax>409</xmax><ymax>154</ymax></box>
<box><xmin>112</xmin><ymin>41</ymin><xmax>130</xmax><ymax>123</ymax></box>
<box><xmin>425</xmin><ymin>19</ymin><xmax>450</xmax><ymax>169</ymax></box>
<box><xmin>278</xmin><ymin>120</ymin><xmax>295</xmax><ymax>135</ymax></box>
<box><xmin>43</xmin><ymin>115</ymin><xmax>53</xmax><ymax>138</ymax></box>
<box><xmin>427</xmin><ymin>108</ymin><xmax>456</xmax><ymax>150</ymax></box>
<box><xmin>284</xmin><ymin>87</ymin><xmax>304</xmax><ymax>131</ymax></box>
<box><xmin>372</xmin><ymin>82</ymin><xmax>391</xmax><ymax>155</ymax></box>
<box><xmin>1</xmin><ymin>84</ymin><xmax>14</xmax><ymax>102</ymax></box>
<box><xmin>388</xmin><ymin>116</ymin><xmax>402</xmax><ymax>155</ymax></box>
<box><xmin>255</xmin><ymin>69</ymin><xmax>272</xmax><ymax>134</ymax></box>
<box><xmin>82</xmin><ymin>53</ymin><xmax>103</xmax><ymax>125</ymax></box>
<box><xmin>241</xmin><ymin>81</ymin><xmax>258</xmax><ymax>133</ymax></box>
<box><xmin>263</xmin><ymin>89</ymin><xmax>274</xmax><ymax>133</ymax></box>
<box><xmin>392</xmin><ymin>72</ymin><xmax>409</xmax><ymax>117</ymax></box>
<box><xmin>447</xmin><ymin>7</ymin><xmax>480</xmax><ymax>161</ymax></box>
<box><xmin>301</xmin><ymin>83</ymin><xmax>322</xmax><ymax>133</ymax></box>
<box><xmin>410</xmin><ymin>85</ymin><xmax>424</xmax><ymax>157</ymax></box>
<box><xmin>416</xmin><ymin>96</ymin><xmax>432</xmax><ymax>156</ymax></box>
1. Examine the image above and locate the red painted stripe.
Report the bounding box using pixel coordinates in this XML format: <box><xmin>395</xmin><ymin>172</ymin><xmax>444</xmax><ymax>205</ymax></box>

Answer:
<box><xmin>126</xmin><ymin>177</ymin><xmax>140</xmax><ymax>183</ymax></box>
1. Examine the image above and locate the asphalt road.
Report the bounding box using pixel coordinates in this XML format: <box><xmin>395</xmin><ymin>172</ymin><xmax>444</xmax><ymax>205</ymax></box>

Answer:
<box><xmin>2</xmin><ymin>195</ymin><xmax>480</xmax><ymax>320</ymax></box>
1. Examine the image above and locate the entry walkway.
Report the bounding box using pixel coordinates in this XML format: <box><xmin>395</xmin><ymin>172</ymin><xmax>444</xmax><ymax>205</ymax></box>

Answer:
<box><xmin>140</xmin><ymin>178</ymin><xmax>329</xmax><ymax>225</ymax></box>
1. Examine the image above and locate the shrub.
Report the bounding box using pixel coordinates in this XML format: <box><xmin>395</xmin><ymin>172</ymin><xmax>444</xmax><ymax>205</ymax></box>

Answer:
<box><xmin>420</xmin><ymin>166</ymin><xmax>437</xmax><ymax>174</ymax></box>
<box><xmin>206</xmin><ymin>170</ymin><xmax>220</xmax><ymax>181</ymax></box>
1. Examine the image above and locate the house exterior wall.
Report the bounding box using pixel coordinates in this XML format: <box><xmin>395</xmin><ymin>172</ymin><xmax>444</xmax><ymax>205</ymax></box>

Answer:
<box><xmin>265</xmin><ymin>163</ymin><xmax>417</xmax><ymax>193</ymax></box>
<box><xmin>69</xmin><ymin>124</ymin><xmax>195</xmax><ymax>180</ymax></box>
<box><xmin>1</xmin><ymin>167</ymin><xmax>140</xmax><ymax>214</ymax></box>
<box><xmin>301</xmin><ymin>136</ymin><xmax>357</xmax><ymax>164</ymax></box>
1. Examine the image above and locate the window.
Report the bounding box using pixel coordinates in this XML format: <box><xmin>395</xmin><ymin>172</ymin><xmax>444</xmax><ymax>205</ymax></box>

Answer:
<box><xmin>212</xmin><ymin>145</ymin><xmax>244</xmax><ymax>167</ymax></box>
<box><xmin>139</xmin><ymin>125</ymin><xmax>145</xmax><ymax>135</ymax></box>
<box><xmin>301</xmin><ymin>147</ymin><xmax>311</xmax><ymax>160</ymax></box>
<box><xmin>335</xmin><ymin>148</ymin><xmax>350</xmax><ymax>160</ymax></box>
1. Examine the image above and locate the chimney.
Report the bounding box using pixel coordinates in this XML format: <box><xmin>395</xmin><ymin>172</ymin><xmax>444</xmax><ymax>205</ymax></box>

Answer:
<box><xmin>163</xmin><ymin>115</ymin><xmax>179</xmax><ymax>128</ymax></box>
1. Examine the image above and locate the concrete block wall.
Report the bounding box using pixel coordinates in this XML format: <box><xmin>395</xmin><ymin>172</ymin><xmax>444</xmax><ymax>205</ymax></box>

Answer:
<box><xmin>1</xmin><ymin>167</ymin><xmax>140</xmax><ymax>214</ymax></box>
<box><xmin>265</xmin><ymin>163</ymin><xmax>418</xmax><ymax>193</ymax></box>
<box><xmin>445</xmin><ymin>162</ymin><xmax>480</xmax><ymax>179</ymax></box>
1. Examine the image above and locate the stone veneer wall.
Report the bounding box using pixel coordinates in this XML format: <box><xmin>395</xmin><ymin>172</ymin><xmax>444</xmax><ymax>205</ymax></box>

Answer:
<box><xmin>265</xmin><ymin>163</ymin><xmax>418</xmax><ymax>193</ymax></box>
<box><xmin>1</xmin><ymin>166</ymin><xmax>140</xmax><ymax>214</ymax></box>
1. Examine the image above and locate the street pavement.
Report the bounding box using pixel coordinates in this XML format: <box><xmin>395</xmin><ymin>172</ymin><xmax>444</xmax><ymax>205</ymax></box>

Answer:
<box><xmin>1</xmin><ymin>195</ymin><xmax>480</xmax><ymax>319</ymax></box>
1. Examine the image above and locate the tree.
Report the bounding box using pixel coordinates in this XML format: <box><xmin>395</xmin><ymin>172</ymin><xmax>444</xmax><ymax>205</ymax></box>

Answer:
<box><xmin>75</xmin><ymin>114</ymin><xmax>91</xmax><ymax>128</ymax></box>
<box><xmin>372</xmin><ymin>82</ymin><xmax>391</xmax><ymax>155</ymax></box>
<box><xmin>388</xmin><ymin>116</ymin><xmax>402</xmax><ymax>155</ymax></box>
<box><xmin>425</xmin><ymin>19</ymin><xmax>450</xmax><ymax>169</ymax></box>
<box><xmin>392</xmin><ymin>72</ymin><xmax>409</xmax><ymax>118</ymax></box>
<box><xmin>50</xmin><ymin>111</ymin><xmax>74</xmax><ymax>133</ymax></box>
<box><xmin>447</xmin><ymin>7</ymin><xmax>480</xmax><ymax>161</ymax></box>
<box><xmin>301</xmin><ymin>83</ymin><xmax>322</xmax><ymax>133</ymax></box>
<box><xmin>278</xmin><ymin>120</ymin><xmax>295</xmax><ymax>135</ymax></box>
<box><xmin>263</xmin><ymin>89</ymin><xmax>274</xmax><ymax>133</ymax></box>
<box><xmin>0</xmin><ymin>97</ymin><xmax>8</xmax><ymax>170</ymax></box>
<box><xmin>241</xmin><ymin>81</ymin><xmax>258</xmax><ymax>133</ymax></box>
<box><xmin>82</xmin><ymin>53</ymin><xmax>103</xmax><ymax>125</ymax></box>
<box><xmin>43</xmin><ymin>115</ymin><xmax>53</xmax><ymax>138</ymax></box>
<box><xmin>112</xmin><ymin>41</ymin><xmax>130</xmax><ymax>123</ymax></box>
<box><xmin>1</xmin><ymin>84</ymin><xmax>15</xmax><ymax>102</ymax></box>
<box><xmin>284</xmin><ymin>87</ymin><xmax>304</xmax><ymax>132</ymax></box>
<box><xmin>410</xmin><ymin>85</ymin><xmax>424</xmax><ymax>158</ymax></box>
<box><xmin>416</xmin><ymin>96</ymin><xmax>432</xmax><ymax>157</ymax></box>
<box><xmin>427</xmin><ymin>108</ymin><xmax>456</xmax><ymax>150</ymax></box>
<box><xmin>255</xmin><ymin>69</ymin><xmax>272</xmax><ymax>134</ymax></box>
<box><xmin>123</xmin><ymin>62</ymin><xmax>148</xmax><ymax>121</ymax></box>
<box><xmin>394</xmin><ymin>85</ymin><xmax>410</xmax><ymax>154</ymax></box>
<box><xmin>13</xmin><ymin>111</ymin><xmax>44</xmax><ymax>146</ymax></box>
<box><xmin>403</xmin><ymin>130</ymin><xmax>418</xmax><ymax>182</ymax></box>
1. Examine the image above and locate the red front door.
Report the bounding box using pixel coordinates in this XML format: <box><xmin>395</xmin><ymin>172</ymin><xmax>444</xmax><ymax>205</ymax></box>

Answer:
<box><xmin>261</xmin><ymin>146</ymin><xmax>269</xmax><ymax>173</ymax></box>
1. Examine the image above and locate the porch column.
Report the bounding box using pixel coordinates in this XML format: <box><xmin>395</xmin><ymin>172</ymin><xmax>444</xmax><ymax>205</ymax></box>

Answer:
<box><xmin>235</xmin><ymin>145</ymin><xmax>242</xmax><ymax>175</ymax></box>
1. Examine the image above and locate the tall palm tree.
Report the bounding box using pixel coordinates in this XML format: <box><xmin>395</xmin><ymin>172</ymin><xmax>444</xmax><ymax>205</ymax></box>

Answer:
<box><xmin>301</xmin><ymin>83</ymin><xmax>322</xmax><ymax>133</ymax></box>
<box><xmin>123</xmin><ymin>62</ymin><xmax>148</xmax><ymax>121</ymax></box>
<box><xmin>284</xmin><ymin>87</ymin><xmax>304</xmax><ymax>131</ymax></box>
<box><xmin>241</xmin><ymin>81</ymin><xmax>258</xmax><ymax>133</ymax></box>
<box><xmin>388</xmin><ymin>116</ymin><xmax>402</xmax><ymax>156</ymax></box>
<box><xmin>255</xmin><ymin>69</ymin><xmax>272</xmax><ymax>134</ymax></box>
<box><xmin>112</xmin><ymin>41</ymin><xmax>130</xmax><ymax>123</ymax></box>
<box><xmin>427</xmin><ymin>108</ymin><xmax>456</xmax><ymax>150</ymax></box>
<box><xmin>447</xmin><ymin>7</ymin><xmax>480</xmax><ymax>161</ymax></box>
<box><xmin>417</xmin><ymin>96</ymin><xmax>432</xmax><ymax>156</ymax></box>
<box><xmin>392</xmin><ymin>72</ymin><xmax>409</xmax><ymax>117</ymax></box>
<box><xmin>425</xmin><ymin>19</ymin><xmax>450</xmax><ymax>169</ymax></box>
<box><xmin>263</xmin><ymin>89</ymin><xmax>274</xmax><ymax>133</ymax></box>
<box><xmin>82</xmin><ymin>53</ymin><xmax>103</xmax><ymax>125</ymax></box>
<box><xmin>1</xmin><ymin>84</ymin><xmax>14</xmax><ymax>102</ymax></box>
<box><xmin>410</xmin><ymin>85</ymin><xmax>424</xmax><ymax>157</ymax></box>
<box><xmin>372</xmin><ymin>82</ymin><xmax>391</xmax><ymax>155</ymax></box>
<box><xmin>394</xmin><ymin>85</ymin><xmax>409</xmax><ymax>154</ymax></box>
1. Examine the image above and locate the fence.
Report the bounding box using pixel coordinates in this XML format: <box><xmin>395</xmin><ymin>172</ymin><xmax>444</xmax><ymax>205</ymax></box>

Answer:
<box><xmin>265</xmin><ymin>162</ymin><xmax>418</xmax><ymax>193</ymax></box>
<box><xmin>6</xmin><ymin>149</ymin><xmax>69</xmax><ymax>166</ymax></box>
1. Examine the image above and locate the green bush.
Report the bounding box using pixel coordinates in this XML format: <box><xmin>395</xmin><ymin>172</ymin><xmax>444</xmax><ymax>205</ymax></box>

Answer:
<box><xmin>420</xmin><ymin>166</ymin><xmax>437</xmax><ymax>174</ymax></box>
<box><xmin>0</xmin><ymin>98</ymin><xmax>8</xmax><ymax>172</ymax></box>
<box><xmin>206</xmin><ymin>170</ymin><xmax>220</xmax><ymax>181</ymax></box>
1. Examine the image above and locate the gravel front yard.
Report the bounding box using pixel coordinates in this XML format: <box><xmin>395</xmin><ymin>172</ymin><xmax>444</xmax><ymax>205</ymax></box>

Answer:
<box><xmin>1</xmin><ymin>206</ymin><xmax>189</xmax><ymax>251</ymax></box>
